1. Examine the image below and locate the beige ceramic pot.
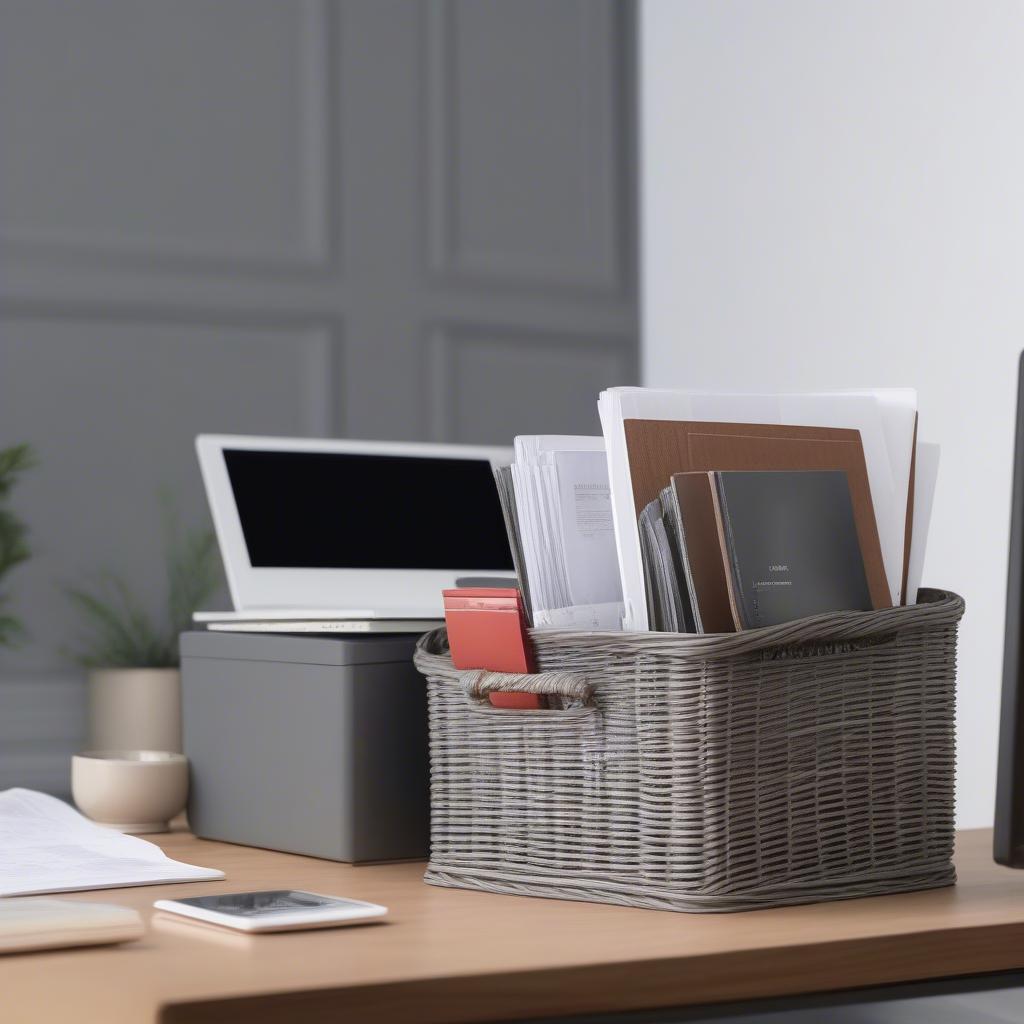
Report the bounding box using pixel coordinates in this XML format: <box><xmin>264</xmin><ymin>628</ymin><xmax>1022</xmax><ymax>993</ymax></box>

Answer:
<box><xmin>72</xmin><ymin>751</ymin><xmax>188</xmax><ymax>833</ymax></box>
<box><xmin>87</xmin><ymin>668</ymin><xmax>182</xmax><ymax>754</ymax></box>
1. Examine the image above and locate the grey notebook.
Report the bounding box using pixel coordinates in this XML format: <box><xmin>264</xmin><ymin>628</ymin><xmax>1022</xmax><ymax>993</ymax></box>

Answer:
<box><xmin>638</xmin><ymin>496</ymin><xmax>695</xmax><ymax>633</ymax></box>
<box><xmin>713</xmin><ymin>470</ymin><xmax>872</xmax><ymax>629</ymax></box>
<box><xmin>657</xmin><ymin>485</ymin><xmax>697</xmax><ymax>633</ymax></box>
<box><xmin>492</xmin><ymin>465</ymin><xmax>533</xmax><ymax>624</ymax></box>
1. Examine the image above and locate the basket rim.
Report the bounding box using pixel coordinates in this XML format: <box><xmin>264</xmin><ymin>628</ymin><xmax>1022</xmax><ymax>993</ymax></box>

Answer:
<box><xmin>415</xmin><ymin>587</ymin><xmax>964</xmax><ymax>668</ymax></box>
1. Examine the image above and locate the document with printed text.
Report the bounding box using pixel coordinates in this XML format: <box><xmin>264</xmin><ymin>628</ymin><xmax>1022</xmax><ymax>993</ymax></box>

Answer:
<box><xmin>0</xmin><ymin>788</ymin><xmax>224</xmax><ymax>897</ymax></box>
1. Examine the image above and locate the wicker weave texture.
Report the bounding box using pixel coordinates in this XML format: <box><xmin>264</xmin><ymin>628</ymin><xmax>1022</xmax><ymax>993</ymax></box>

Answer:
<box><xmin>413</xmin><ymin>589</ymin><xmax>964</xmax><ymax>913</ymax></box>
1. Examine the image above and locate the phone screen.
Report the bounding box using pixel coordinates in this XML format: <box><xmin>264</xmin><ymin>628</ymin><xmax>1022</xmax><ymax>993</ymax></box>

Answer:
<box><xmin>172</xmin><ymin>890</ymin><xmax>366</xmax><ymax>918</ymax></box>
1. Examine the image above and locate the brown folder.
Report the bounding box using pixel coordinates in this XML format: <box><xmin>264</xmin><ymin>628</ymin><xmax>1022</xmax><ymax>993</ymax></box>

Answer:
<box><xmin>623</xmin><ymin>420</ymin><xmax>892</xmax><ymax>610</ymax></box>
<box><xmin>669</xmin><ymin>472</ymin><xmax>735</xmax><ymax>634</ymax></box>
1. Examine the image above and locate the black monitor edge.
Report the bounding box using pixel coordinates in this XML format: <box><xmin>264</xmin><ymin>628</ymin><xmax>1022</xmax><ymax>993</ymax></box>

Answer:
<box><xmin>995</xmin><ymin>350</ymin><xmax>1024</xmax><ymax>866</ymax></box>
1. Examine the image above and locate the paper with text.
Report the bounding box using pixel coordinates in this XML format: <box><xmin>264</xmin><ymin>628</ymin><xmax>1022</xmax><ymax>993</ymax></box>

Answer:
<box><xmin>511</xmin><ymin>436</ymin><xmax>624</xmax><ymax>630</ymax></box>
<box><xmin>0</xmin><ymin>788</ymin><xmax>224</xmax><ymax>897</ymax></box>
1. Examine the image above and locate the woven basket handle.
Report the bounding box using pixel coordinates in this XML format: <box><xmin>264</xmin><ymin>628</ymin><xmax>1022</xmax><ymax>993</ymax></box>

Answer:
<box><xmin>461</xmin><ymin>668</ymin><xmax>595</xmax><ymax>709</ymax></box>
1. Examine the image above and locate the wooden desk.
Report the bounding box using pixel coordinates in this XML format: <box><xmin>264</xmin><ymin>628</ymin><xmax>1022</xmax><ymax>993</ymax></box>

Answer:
<box><xmin>5</xmin><ymin>829</ymin><xmax>1024</xmax><ymax>1024</ymax></box>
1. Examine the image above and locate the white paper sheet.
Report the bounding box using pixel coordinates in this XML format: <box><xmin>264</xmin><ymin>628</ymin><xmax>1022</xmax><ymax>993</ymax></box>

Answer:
<box><xmin>0</xmin><ymin>788</ymin><xmax>224</xmax><ymax>897</ymax></box>
<box><xmin>600</xmin><ymin>387</ymin><xmax>917</xmax><ymax>630</ymax></box>
<box><xmin>511</xmin><ymin>435</ymin><xmax>624</xmax><ymax>629</ymax></box>
<box><xmin>907</xmin><ymin>442</ymin><xmax>940</xmax><ymax>604</ymax></box>
<box><xmin>552</xmin><ymin>450</ymin><xmax>621</xmax><ymax>606</ymax></box>
<box><xmin>833</xmin><ymin>388</ymin><xmax>919</xmax><ymax>604</ymax></box>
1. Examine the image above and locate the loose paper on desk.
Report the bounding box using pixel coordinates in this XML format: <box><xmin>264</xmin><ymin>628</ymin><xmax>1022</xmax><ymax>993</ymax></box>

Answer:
<box><xmin>0</xmin><ymin>788</ymin><xmax>224</xmax><ymax>897</ymax></box>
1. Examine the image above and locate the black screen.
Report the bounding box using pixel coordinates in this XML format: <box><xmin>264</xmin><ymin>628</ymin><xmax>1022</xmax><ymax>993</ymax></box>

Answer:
<box><xmin>996</xmin><ymin>351</ymin><xmax>1024</xmax><ymax>866</ymax></box>
<box><xmin>224</xmin><ymin>448</ymin><xmax>513</xmax><ymax>570</ymax></box>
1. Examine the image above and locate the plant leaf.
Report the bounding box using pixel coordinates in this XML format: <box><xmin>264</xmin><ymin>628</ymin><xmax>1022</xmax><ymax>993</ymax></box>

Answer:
<box><xmin>64</xmin><ymin>573</ymin><xmax>173</xmax><ymax>668</ymax></box>
<box><xmin>65</xmin><ymin>491</ymin><xmax>223</xmax><ymax>668</ymax></box>
<box><xmin>0</xmin><ymin>443</ymin><xmax>34</xmax><ymax>647</ymax></box>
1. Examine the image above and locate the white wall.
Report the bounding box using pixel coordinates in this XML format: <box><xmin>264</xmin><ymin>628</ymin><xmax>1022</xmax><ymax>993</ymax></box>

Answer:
<box><xmin>640</xmin><ymin>0</ymin><xmax>1024</xmax><ymax>829</ymax></box>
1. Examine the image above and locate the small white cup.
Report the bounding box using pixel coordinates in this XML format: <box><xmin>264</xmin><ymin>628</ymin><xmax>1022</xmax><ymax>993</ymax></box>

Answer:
<box><xmin>72</xmin><ymin>750</ymin><xmax>188</xmax><ymax>834</ymax></box>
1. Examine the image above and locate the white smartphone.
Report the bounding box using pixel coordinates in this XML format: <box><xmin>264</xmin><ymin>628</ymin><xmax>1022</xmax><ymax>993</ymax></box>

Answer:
<box><xmin>153</xmin><ymin>890</ymin><xmax>388</xmax><ymax>933</ymax></box>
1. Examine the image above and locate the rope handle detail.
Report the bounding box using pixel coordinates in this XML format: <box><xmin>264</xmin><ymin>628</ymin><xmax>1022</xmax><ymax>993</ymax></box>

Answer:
<box><xmin>461</xmin><ymin>668</ymin><xmax>594</xmax><ymax>709</ymax></box>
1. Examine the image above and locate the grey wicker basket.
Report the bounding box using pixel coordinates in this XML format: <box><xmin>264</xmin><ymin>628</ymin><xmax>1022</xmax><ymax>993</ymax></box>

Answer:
<box><xmin>413</xmin><ymin>588</ymin><xmax>964</xmax><ymax>913</ymax></box>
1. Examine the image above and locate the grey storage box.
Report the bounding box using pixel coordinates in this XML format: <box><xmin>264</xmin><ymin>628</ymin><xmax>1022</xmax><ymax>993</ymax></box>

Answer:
<box><xmin>180</xmin><ymin>630</ymin><xmax>429</xmax><ymax>863</ymax></box>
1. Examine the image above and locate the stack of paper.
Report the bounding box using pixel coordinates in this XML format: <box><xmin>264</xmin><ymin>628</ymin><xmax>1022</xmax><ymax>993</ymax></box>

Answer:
<box><xmin>493</xmin><ymin>465</ymin><xmax>534</xmax><ymax>619</ymax></box>
<box><xmin>638</xmin><ymin>492</ymin><xmax>694</xmax><ymax>632</ymax></box>
<box><xmin>506</xmin><ymin>436</ymin><xmax>624</xmax><ymax>630</ymax></box>
<box><xmin>0</xmin><ymin>788</ymin><xmax>224</xmax><ymax>897</ymax></box>
<box><xmin>598</xmin><ymin>388</ymin><xmax>935</xmax><ymax>631</ymax></box>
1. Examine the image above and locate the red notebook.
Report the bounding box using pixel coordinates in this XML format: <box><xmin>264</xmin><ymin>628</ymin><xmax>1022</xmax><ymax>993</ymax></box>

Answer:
<box><xmin>442</xmin><ymin>588</ymin><xmax>542</xmax><ymax>708</ymax></box>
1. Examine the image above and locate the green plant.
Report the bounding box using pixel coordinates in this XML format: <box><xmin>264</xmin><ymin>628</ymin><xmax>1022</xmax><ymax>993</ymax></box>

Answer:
<box><xmin>66</xmin><ymin>500</ymin><xmax>222</xmax><ymax>668</ymax></box>
<box><xmin>0</xmin><ymin>443</ymin><xmax>35</xmax><ymax>648</ymax></box>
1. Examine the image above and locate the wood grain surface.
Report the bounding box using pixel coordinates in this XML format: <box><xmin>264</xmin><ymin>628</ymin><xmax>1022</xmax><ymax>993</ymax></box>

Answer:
<box><xmin>4</xmin><ymin>829</ymin><xmax>1024</xmax><ymax>1024</ymax></box>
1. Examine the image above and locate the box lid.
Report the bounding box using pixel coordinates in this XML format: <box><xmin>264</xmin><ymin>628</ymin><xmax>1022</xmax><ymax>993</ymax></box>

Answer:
<box><xmin>179</xmin><ymin>630</ymin><xmax>423</xmax><ymax>667</ymax></box>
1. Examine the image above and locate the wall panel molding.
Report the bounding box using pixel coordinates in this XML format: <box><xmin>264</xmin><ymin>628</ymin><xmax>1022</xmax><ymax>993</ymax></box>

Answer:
<box><xmin>0</xmin><ymin>305</ymin><xmax>343</xmax><ymax>438</ymax></box>
<box><xmin>423</xmin><ymin>0</ymin><xmax>632</xmax><ymax>297</ymax></box>
<box><xmin>0</xmin><ymin>0</ymin><xmax>340</xmax><ymax>280</ymax></box>
<box><xmin>0</xmin><ymin>310</ymin><xmax>345</xmax><ymax>790</ymax></box>
<box><xmin>0</xmin><ymin>1</ymin><xmax>636</xmax><ymax>794</ymax></box>
<box><xmin>423</xmin><ymin>321</ymin><xmax>634</xmax><ymax>442</ymax></box>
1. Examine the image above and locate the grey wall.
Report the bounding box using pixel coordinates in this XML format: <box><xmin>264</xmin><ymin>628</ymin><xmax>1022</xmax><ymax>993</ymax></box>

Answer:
<box><xmin>0</xmin><ymin>0</ymin><xmax>637</xmax><ymax>792</ymax></box>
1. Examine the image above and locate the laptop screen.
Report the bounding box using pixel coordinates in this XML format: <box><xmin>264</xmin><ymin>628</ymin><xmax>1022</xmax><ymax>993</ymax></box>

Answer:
<box><xmin>223</xmin><ymin>448</ymin><xmax>514</xmax><ymax>571</ymax></box>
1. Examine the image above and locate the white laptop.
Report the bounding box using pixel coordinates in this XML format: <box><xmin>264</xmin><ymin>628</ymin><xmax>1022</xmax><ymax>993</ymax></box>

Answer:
<box><xmin>194</xmin><ymin>434</ymin><xmax>515</xmax><ymax>633</ymax></box>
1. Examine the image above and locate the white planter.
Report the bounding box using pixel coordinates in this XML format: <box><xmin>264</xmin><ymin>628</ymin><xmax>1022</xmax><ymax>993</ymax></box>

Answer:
<box><xmin>86</xmin><ymin>668</ymin><xmax>182</xmax><ymax>754</ymax></box>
